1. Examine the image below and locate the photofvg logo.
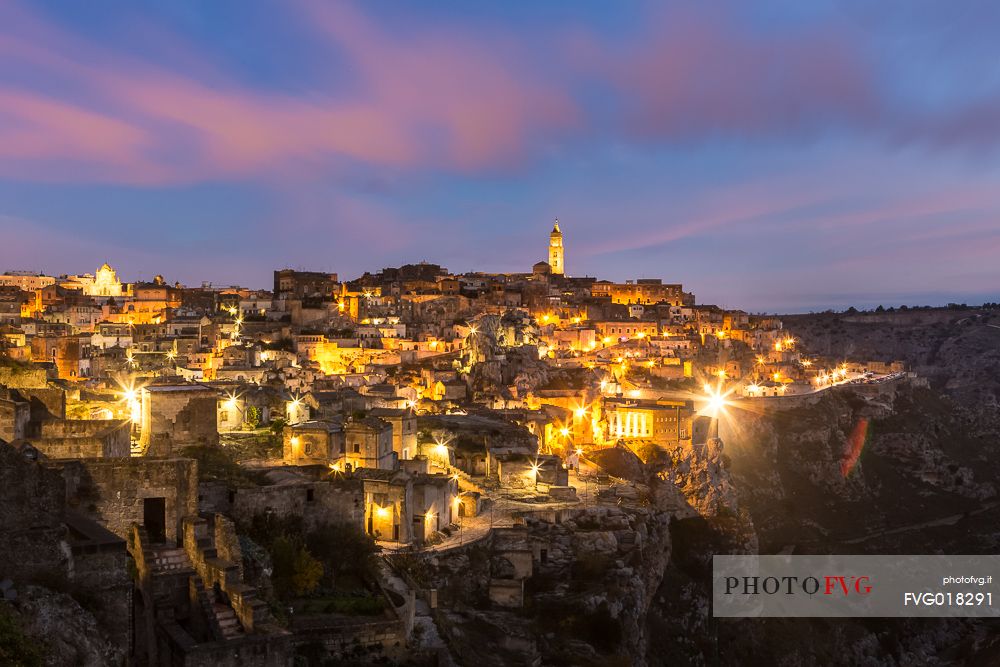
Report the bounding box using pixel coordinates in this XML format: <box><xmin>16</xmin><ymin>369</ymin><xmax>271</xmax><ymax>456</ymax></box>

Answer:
<box><xmin>714</xmin><ymin>555</ymin><xmax>1000</xmax><ymax>618</ymax></box>
<box><xmin>723</xmin><ymin>574</ymin><xmax>872</xmax><ymax>597</ymax></box>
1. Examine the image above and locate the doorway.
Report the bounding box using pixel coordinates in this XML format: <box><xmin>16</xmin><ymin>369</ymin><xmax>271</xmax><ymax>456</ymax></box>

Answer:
<box><xmin>143</xmin><ymin>497</ymin><xmax>167</xmax><ymax>543</ymax></box>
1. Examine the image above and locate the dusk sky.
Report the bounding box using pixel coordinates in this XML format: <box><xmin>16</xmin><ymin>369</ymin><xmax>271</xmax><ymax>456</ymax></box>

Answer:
<box><xmin>2</xmin><ymin>0</ymin><xmax>999</xmax><ymax>313</ymax></box>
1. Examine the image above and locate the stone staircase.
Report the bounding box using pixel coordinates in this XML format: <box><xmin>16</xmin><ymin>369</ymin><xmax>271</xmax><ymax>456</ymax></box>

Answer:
<box><xmin>150</xmin><ymin>546</ymin><xmax>195</xmax><ymax>575</ymax></box>
<box><xmin>213</xmin><ymin>603</ymin><xmax>245</xmax><ymax>639</ymax></box>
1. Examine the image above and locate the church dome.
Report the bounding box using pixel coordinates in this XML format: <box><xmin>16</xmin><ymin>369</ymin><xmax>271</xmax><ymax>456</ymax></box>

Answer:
<box><xmin>532</xmin><ymin>261</ymin><xmax>552</xmax><ymax>275</ymax></box>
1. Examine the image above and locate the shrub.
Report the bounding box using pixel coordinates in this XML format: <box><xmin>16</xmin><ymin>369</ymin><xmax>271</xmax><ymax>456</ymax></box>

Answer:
<box><xmin>271</xmin><ymin>535</ymin><xmax>323</xmax><ymax>597</ymax></box>
<box><xmin>0</xmin><ymin>606</ymin><xmax>43</xmax><ymax>667</ymax></box>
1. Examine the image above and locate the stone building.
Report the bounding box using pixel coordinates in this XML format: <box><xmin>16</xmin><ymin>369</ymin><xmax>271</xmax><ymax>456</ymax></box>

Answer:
<box><xmin>344</xmin><ymin>415</ymin><xmax>396</xmax><ymax>471</ymax></box>
<box><xmin>282</xmin><ymin>419</ymin><xmax>344</xmax><ymax>466</ymax></box>
<box><xmin>548</xmin><ymin>219</ymin><xmax>565</xmax><ymax>276</ymax></box>
<box><xmin>138</xmin><ymin>382</ymin><xmax>219</xmax><ymax>455</ymax></box>
<box><xmin>84</xmin><ymin>262</ymin><xmax>125</xmax><ymax>298</ymax></box>
<box><xmin>60</xmin><ymin>457</ymin><xmax>200</xmax><ymax>545</ymax></box>
<box><xmin>52</xmin><ymin>455</ymin><xmax>292</xmax><ymax>664</ymax></box>
<box><xmin>32</xmin><ymin>418</ymin><xmax>130</xmax><ymax>458</ymax></box>
<box><xmin>603</xmin><ymin>397</ymin><xmax>696</xmax><ymax>449</ymax></box>
<box><xmin>357</xmin><ymin>468</ymin><xmax>412</xmax><ymax>543</ymax></box>
<box><xmin>30</xmin><ymin>333</ymin><xmax>92</xmax><ymax>380</ymax></box>
<box><xmin>411</xmin><ymin>471</ymin><xmax>460</xmax><ymax>541</ymax></box>
<box><xmin>591</xmin><ymin>278</ymin><xmax>692</xmax><ymax>306</ymax></box>
<box><xmin>200</xmin><ymin>467</ymin><xmax>365</xmax><ymax>532</ymax></box>
<box><xmin>368</xmin><ymin>406</ymin><xmax>418</xmax><ymax>460</ymax></box>
<box><xmin>0</xmin><ymin>443</ymin><xmax>131</xmax><ymax>655</ymax></box>
<box><xmin>0</xmin><ymin>387</ymin><xmax>30</xmax><ymax>441</ymax></box>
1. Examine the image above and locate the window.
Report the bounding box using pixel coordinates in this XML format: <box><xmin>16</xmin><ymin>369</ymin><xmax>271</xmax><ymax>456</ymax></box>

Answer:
<box><xmin>306</xmin><ymin>489</ymin><xmax>315</xmax><ymax>502</ymax></box>
<box><xmin>353</xmin><ymin>443</ymin><xmax>360</xmax><ymax>453</ymax></box>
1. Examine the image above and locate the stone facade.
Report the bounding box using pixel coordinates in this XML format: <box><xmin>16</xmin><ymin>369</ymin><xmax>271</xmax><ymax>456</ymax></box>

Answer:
<box><xmin>368</xmin><ymin>407</ymin><xmax>418</xmax><ymax>460</ymax></box>
<box><xmin>139</xmin><ymin>383</ymin><xmax>219</xmax><ymax>455</ymax></box>
<box><xmin>34</xmin><ymin>418</ymin><xmax>130</xmax><ymax>458</ymax></box>
<box><xmin>200</xmin><ymin>474</ymin><xmax>365</xmax><ymax>532</ymax></box>
<box><xmin>0</xmin><ymin>444</ymin><xmax>69</xmax><ymax>582</ymax></box>
<box><xmin>59</xmin><ymin>457</ymin><xmax>199</xmax><ymax>545</ymax></box>
<box><xmin>344</xmin><ymin>416</ymin><xmax>396</xmax><ymax>471</ymax></box>
<box><xmin>282</xmin><ymin>420</ymin><xmax>344</xmax><ymax>466</ymax></box>
<box><xmin>0</xmin><ymin>445</ymin><xmax>131</xmax><ymax>656</ymax></box>
<box><xmin>0</xmin><ymin>390</ymin><xmax>30</xmax><ymax>441</ymax></box>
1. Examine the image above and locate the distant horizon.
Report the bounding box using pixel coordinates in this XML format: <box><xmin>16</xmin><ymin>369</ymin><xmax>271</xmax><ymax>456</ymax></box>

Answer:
<box><xmin>5</xmin><ymin>258</ymin><xmax>996</xmax><ymax>317</ymax></box>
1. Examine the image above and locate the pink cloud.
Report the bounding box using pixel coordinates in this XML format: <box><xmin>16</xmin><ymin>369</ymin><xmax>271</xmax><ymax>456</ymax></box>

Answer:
<box><xmin>582</xmin><ymin>7</ymin><xmax>881</xmax><ymax>140</ymax></box>
<box><xmin>297</xmin><ymin>2</ymin><xmax>578</xmax><ymax>169</ymax></box>
<box><xmin>0</xmin><ymin>1</ymin><xmax>579</xmax><ymax>184</ymax></box>
<box><xmin>0</xmin><ymin>90</ymin><xmax>148</xmax><ymax>165</ymax></box>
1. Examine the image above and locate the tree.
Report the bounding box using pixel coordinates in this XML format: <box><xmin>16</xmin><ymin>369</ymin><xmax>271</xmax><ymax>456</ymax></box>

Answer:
<box><xmin>244</xmin><ymin>405</ymin><xmax>261</xmax><ymax>430</ymax></box>
<box><xmin>291</xmin><ymin>547</ymin><xmax>324</xmax><ymax>596</ymax></box>
<box><xmin>270</xmin><ymin>535</ymin><xmax>323</xmax><ymax>597</ymax></box>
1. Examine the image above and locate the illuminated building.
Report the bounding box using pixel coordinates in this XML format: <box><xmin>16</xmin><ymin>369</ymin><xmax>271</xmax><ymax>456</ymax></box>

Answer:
<box><xmin>0</xmin><ymin>270</ymin><xmax>55</xmax><ymax>291</ymax></box>
<box><xmin>591</xmin><ymin>278</ymin><xmax>692</xmax><ymax>306</ymax></box>
<box><xmin>548</xmin><ymin>219</ymin><xmax>564</xmax><ymax>275</ymax></box>
<box><xmin>603</xmin><ymin>398</ymin><xmax>696</xmax><ymax>448</ymax></box>
<box><xmin>85</xmin><ymin>263</ymin><xmax>124</xmax><ymax>298</ymax></box>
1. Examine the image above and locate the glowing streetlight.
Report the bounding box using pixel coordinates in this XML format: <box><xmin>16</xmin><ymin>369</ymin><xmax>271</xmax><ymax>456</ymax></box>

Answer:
<box><xmin>529</xmin><ymin>461</ymin><xmax>542</xmax><ymax>489</ymax></box>
<box><xmin>559</xmin><ymin>427</ymin><xmax>570</xmax><ymax>437</ymax></box>
<box><xmin>574</xmin><ymin>407</ymin><xmax>587</xmax><ymax>418</ymax></box>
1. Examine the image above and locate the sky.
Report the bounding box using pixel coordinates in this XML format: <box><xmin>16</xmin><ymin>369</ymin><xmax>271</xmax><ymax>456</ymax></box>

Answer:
<box><xmin>1</xmin><ymin>0</ymin><xmax>999</xmax><ymax>313</ymax></box>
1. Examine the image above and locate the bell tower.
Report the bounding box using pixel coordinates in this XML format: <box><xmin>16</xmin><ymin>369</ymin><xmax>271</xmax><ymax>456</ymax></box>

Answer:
<box><xmin>548</xmin><ymin>219</ymin><xmax>564</xmax><ymax>275</ymax></box>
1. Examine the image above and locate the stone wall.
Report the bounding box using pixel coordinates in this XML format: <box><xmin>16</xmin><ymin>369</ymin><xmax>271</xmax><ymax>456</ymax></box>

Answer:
<box><xmin>141</xmin><ymin>386</ymin><xmax>219</xmax><ymax>455</ymax></box>
<box><xmin>34</xmin><ymin>419</ymin><xmax>130</xmax><ymax>458</ymax></box>
<box><xmin>19</xmin><ymin>387</ymin><xmax>67</xmax><ymax>420</ymax></box>
<box><xmin>0</xmin><ymin>397</ymin><xmax>29</xmax><ymax>441</ymax></box>
<box><xmin>59</xmin><ymin>457</ymin><xmax>199</xmax><ymax>544</ymax></box>
<box><xmin>157</xmin><ymin>623</ymin><xmax>292</xmax><ymax>667</ymax></box>
<box><xmin>0</xmin><ymin>445</ymin><xmax>69</xmax><ymax>581</ymax></box>
<box><xmin>226</xmin><ymin>480</ymin><xmax>365</xmax><ymax>531</ymax></box>
<box><xmin>289</xmin><ymin>616</ymin><xmax>406</xmax><ymax>657</ymax></box>
<box><xmin>71</xmin><ymin>539</ymin><xmax>130</xmax><ymax>651</ymax></box>
<box><xmin>0</xmin><ymin>365</ymin><xmax>49</xmax><ymax>388</ymax></box>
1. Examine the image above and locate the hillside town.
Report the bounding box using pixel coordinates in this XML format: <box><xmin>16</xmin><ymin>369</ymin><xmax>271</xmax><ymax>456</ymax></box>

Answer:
<box><xmin>0</xmin><ymin>221</ymin><xmax>908</xmax><ymax>665</ymax></box>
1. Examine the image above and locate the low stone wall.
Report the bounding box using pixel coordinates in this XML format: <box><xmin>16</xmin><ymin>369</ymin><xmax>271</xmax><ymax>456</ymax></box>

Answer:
<box><xmin>290</xmin><ymin>616</ymin><xmax>406</xmax><ymax>656</ymax></box>
<box><xmin>33</xmin><ymin>419</ymin><xmax>130</xmax><ymax>458</ymax></box>
<box><xmin>0</xmin><ymin>366</ymin><xmax>48</xmax><ymax>389</ymax></box>
<box><xmin>157</xmin><ymin>621</ymin><xmax>292</xmax><ymax>667</ymax></box>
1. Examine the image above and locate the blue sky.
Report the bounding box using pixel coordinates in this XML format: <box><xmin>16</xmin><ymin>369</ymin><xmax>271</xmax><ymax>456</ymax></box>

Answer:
<box><xmin>2</xmin><ymin>0</ymin><xmax>999</xmax><ymax>312</ymax></box>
